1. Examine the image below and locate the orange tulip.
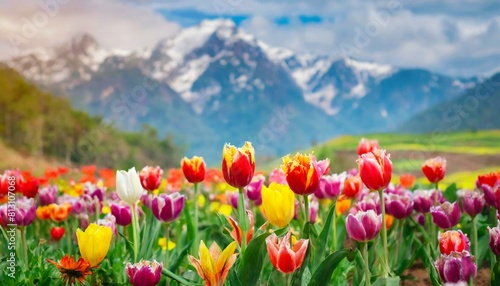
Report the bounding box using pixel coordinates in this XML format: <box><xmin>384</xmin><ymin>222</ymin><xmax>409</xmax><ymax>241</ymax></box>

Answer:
<box><xmin>343</xmin><ymin>176</ymin><xmax>363</xmax><ymax>198</ymax></box>
<box><xmin>336</xmin><ymin>195</ymin><xmax>352</xmax><ymax>215</ymax></box>
<box><xmin>385</xmin><ymin>214</ymin><xmax>394</xmax><ymax>229</ymax></box>
<box><xmin>422</xmin><ymin>157</ymin><xmax>446</xmax><ymax>184</ymax></box>
<box><xmin>181</xmin><ymin>156</ymin><xmax>206</xmax><ymax>183</ymax></box>
<box><xmin>399</xmin><ymin>173</ymin><xmax>416</xmax><ymax>188</ymax></box>
<box><xmin>49</xmin><ymin>203</ymin><xmax>72</xmax><ymax>222</ymax></box>
<box><xmin>36</xmin><ymin>205</ymin><xmax>52</xmax><ymax>220</ymax></box>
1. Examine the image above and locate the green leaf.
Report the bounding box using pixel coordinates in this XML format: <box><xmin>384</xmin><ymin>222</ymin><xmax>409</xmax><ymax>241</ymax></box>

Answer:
<box><xmin>442</xmin><ymin>183</ymin><xmax>458</xmax><ymax>202</ymax></box>
<box><xmin>229</xmin><ymin>266</ymin><xmax>243</xmax><ymax>286</ymax></box>
<box><xmin>307</xmin><ymin>248</ymin><xmax>351</xmax><ymax>286</ymax></box>
<box><xmin>237</xmin><ymin>231</ymin><xmax>273</xmax><ymax>286</ymax></box>
<box><xmin>313</xmin><ymin>203</ymin><xmax>336</xmax><ymax>269</ymax></box>
<box><xmin>169</xmin><ymin>240</ymin><xmax>193</xmax><ymax>272</ymax></box>
<box><xmin>352</xmin><ymin>248</ymin><xmax>364</xmax><ymax>286</ymax></box>
<box><xmin>372</xmin><ymin>277</ymin><xmax>401</xmax><ymax>286</ymax></box>
<box><xmin>491</xmin><ymin>258</ymin><xmax>500</xmax><ymax>285</ymax></box>
<box><xmin>183</xmin><ymin>202</ymin><xmax>196</xmax><ymax>244</ymax></box>
<box><xmin>118</xmin><ymin>230</ymin><xmax>134</xmax><ymax>256</ymax></box>
<box><xmin>161</xmin><ymin>268</ymin><xmax>197</xmax><ymax>286</ymax></box>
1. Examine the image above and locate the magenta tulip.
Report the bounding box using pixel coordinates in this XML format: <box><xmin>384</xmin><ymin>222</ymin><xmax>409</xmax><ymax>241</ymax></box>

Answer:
<box><xmin>431</xmin><ymin>202</ymin><xmax>461</xmax><ymax>229</ymax></box>
<box><xmin>434</xmin><ymin>251</ymin><xmax>476</xmax><ymax>283</ymax></box>
<box><xmin>151</xmin><ymin>193</ymin><xmax>185</xmax><ymax>222</ymax></box>
<box><xmin>346</xmin><ymin>210</ymin><xmax>382</xmax><ymax>242</ymax></box>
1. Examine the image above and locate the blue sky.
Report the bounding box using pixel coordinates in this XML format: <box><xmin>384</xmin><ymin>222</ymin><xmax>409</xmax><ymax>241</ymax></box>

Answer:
<box><xmin>0</xmin><ymin>0</ymin><xmax>498</xmax><ymax>77</ymax></box>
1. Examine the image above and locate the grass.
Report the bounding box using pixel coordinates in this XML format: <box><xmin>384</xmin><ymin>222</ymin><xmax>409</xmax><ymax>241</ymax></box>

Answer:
<box><xmin>312</xmin><ymin>130</ymin><xmax>500</xmax><ymax>155</ymax></box>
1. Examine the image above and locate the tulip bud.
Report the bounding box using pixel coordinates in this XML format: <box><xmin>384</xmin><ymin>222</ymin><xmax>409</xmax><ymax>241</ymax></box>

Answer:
<box><xmin>226</xmin><ymin>210</ymin><xmax>254</xmax><ymax>246</ymax></box>
<box><xmin>385</xmin><ymin>193</ymin><xmax>414</xmax><ymax>219</ymax></box>
<box><xmin>314</xmin><ymin>173</ymin><xmax>346</xmax><ymax>200</ymax></box>
<box><xmin>0</xmin><ymin>170</ymin><xmax>22</xmax><ymax>196</ymax></box>
<box><xmin>346</xmin><ymin>209</ymin><xmax>382</xmax><ymax>242</ymax></box>
<box><xmin>116</xmin><ymin>168</ymin><xmax>144</xmax><ymax>205</ymax></box>
<box><xmin>245</xmin><ymin>174</ymin><xmax>265</xmax><ymax>205</ymax></box>
<box><xmin>357</xmin><ymin>149</ymin><xmax>392</xmax><ymax>191</ymax></box>
<box><xmin>343</xmin><ymin>175</ymin><xmax>363</xmax><ymax>198</ymax></box>
<box><xmin>151</xmin><ymin>193</ymin><xmax>185</xmax><ymax>222</ymax></box>
<box><xmin>434</xmin><ymin>251</ymin><xmax>476</xmax><ymax>283</ymax></box>
<box><xmin>139</xmin><ymin>166</ymin><xmax>163</xmax><ymax>191</ymax></box>
<box><xmin>266</xmin><ymin>231</ymin><xmax>309</xmax><ymax>274</ymax></box>
<box><xmin>126</xmin><ymin>260</ymin><xmax>163</xmax><ymax>286</ymax></box>
<box><xmin>281</xmin><ymin>153</ymin><xmax>322</xmax><ymax>195</ymax></box>
<box><xmin>459</xmin><ymin>190</ymin><xmax>485</xmax><ymax>218</ymax></box>
<box><xmin>422</xmin><ymin>157</ymin><xmax>446</xmax><ymax>183</ymax></box>
<box><xmin>431</xmin><ymin>202</ymin><xmax>461</xmax><ymax>229</ymax></box>
<box><xmin>20</xmin><ymin>173</ymin><xmax>40</xmax><ymax>198</ymax></box>
<box><xmin>110</xmin><ymin>203</ymin><xmax>132</xmax><ymax>226</ymax></box>
<box><xmin>181</xmin><ymin>156</ymin><xmax>206</xmax><ymax>183</ymax></box>
<box><xmin>222</xmin><ymin>142</ymin><xmax>255</xmax><ymax>188</ymax></box>
<box><xmin>356</xmin><ymin>192</ymin><xmax>381</xmax><ymax>214</ymax></box>
<box><xmin>357</xmin><ymin>138</ymin><xmax>379</xmax><ymax>156</ymax></box>
<box><xmin>50</xmin><ymin>226</ymin><xmax>65</xmax><ymax>241</ymax></box>
<box><xmin>439</xmin><ymin>230</ymin><xmax>470</xmax><ymax>255</ymax></box>
<box><xmin>476</xmin><ymin>172</ymin><xmax>500</xmax><ymax>190</ymax></box>
<box><xmin>488</xmin><ymin>225</ymin><xmax>500</xmax><ymax>256</ymax></box>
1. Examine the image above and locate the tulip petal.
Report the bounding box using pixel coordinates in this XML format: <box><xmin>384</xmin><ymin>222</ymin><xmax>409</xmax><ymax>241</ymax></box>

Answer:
<box><xmin>346</xmin><ymin>214</ymin><xmax>367</xmax><ymax>242</ymax></box>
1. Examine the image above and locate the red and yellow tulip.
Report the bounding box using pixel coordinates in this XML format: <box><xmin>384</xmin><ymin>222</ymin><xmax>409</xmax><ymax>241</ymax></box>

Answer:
<box><xmin>188</xmin><ymin>241</ymin><xmax>238</xmax><ymax>286</ymax></box>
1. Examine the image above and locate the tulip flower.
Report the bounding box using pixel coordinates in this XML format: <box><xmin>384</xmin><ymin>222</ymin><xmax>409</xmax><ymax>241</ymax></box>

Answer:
<box><xmin>346</xmin><ymin>210</ymin><xmax>382</xmax><ymax>242</ymax></box>
<box><xmin>357</xmin><ymin>138</ymin><xmax>379</xmax><ymax>156</ymax></box>
<box><xmin>314</xmin><ymin>173</ymin><xmax>346</xmax><ymax>200</ymax></box>
<box><xmin>399</xmin><ymin>173</ymin><xmax>416</xmax><ymax>189</ymax></box>
<box><xmin>0</xmin><ymin>170</ymin><xmax>22</xmax><ymax>196</ymax></box>
<box><xmin>222</xmin><ymin>142</ymin><xmax>255</xmax><ymax>189</ymax></box>
<box><xmin>227</xmin><ymin>191</ymin><xmax>240</xmax><ymax>209</ymax></box>
<box><xmin>357</xmin><ymin>149</ymin><xmax>392</xmax><ymax>191</ymax></box>
<box><xmin>281</xmin><ymin>153</ymin><xmax>322</xmax><ymax>195</ymax></box>
<box><xmin>225</xmin><ymin>210</ymin><xmax>254</xmax><ymax>246</ymax></box>
<box><xmin>48</xmin><ymin>203</ymin><xmax>73</xmax><ymax>222</ymax></box>
<box><xmin>336</xmin><ymin>195</ymin><xmax>351</xmax><ymax>215</ymax></box>
<box><xmin>342</xmin><ymin>175</ymin><xmax>363</xmax><ymax>198</ymax></box>
<box><xmin>431</xmin><ymin>202</ymin><xmax>461</xmax><ymax>229</ymax></box>
<box><xmin>188</xmin><ymin>241</ymin><xmax>238</xmax><ymax>286</ymax></box>
<box><xmin>439</xmin><ymin>230</ymin><xmax>470</xmax><ymax>255</ymax></box>
<box><xmin>39</xmin><ymin>186</ymin><xmax>58</xmax><ymax>206</ymax></box>
<box><xmin>261</xmin><ymin>183</ymin><xmax>295</xmax><ymax>228</ymax></box>
<box><xmin>245</xmin><ymin>174</ymin><xmax>265</xmax><ymax>205</ymax></box>
<box><xmin>488</xmin><ymin>225</ymin><xmax>500</xmax><ymax>256</ymax></box>
<box><xmin>413</xmin><ymin>189</ymin><xmax>444</xmax><ymax>213</ymax></box>
<box><xmin>422</xmin><ymin>157</ymin><xmax>446</xmax><ymax>184</ymax></box>
<box><xmin>476</xmin><ymin>171</ymin><xmax>500</xmax><ymax>190</ymax></box>
<box><xmin>481</xmin><ymin>182</ymin><xmax>500</xmax><ymax>209</ymax></box>
<box><xmin>139</xmin><ymin>166</ymin><xmax>163</xmax><ymax>191</ymax></box>
<box><xmin>151</xmin><ymin>193</ymin><xmax>185</xmax><ymax>222</ymax></box>
<box><xmin>459</xmin><ymin>190</ymin><xmax>485</xmax><ymax>218</ymax></box>
<box><xmin>76</xmin><ymin>223</ymin><xmax>112</xmax><ymax>266</ymax></box>
<box><xmin>126</xmin><ymin>260</ymin><xmax>163</xmax><ymax>286</ymax></box>
<box><xmin>385</xmin><ymin>193</ymin><xmax>414</xmax><ymax>219</ymax></box>
<box><xmin>36</xmin><ymin>205</ymin><xmax>51</xmax><ymax>220</ymax></box>
<box><xmin>268</xmin><ymin>168</ymin><xmax>287</xmax><ymax>184</ymax></box>
<box><xmin>116</xmin><ymin>167</ymin><xmax>144</xmax><ymax>205</ymax></box>
<box><xmin>434</xmin><ymin>251</ymin><xmax>476</xmax><ymax>283</ymax></box>
<box><xmin>20</xmin><ymin>174</ymin><xmax>40</xmax><ymax>198</ymax></box>
<box><xmin>266</xmin><ymin>231</ymin><xmax>309</xmax><ymax>274</ymax></box>
<box><xmin>181</xmin><ymin>156</ymin><xmax>206</xmax><ymax>183</ymax></box>
<box><xmin>110</xmin><ymin>203</ymin><xmax>132</xmax><ymax>226</ymax></box>
<box><xmin>98</xmin><ymin>214</ymin><xmax>117</xmax><ymax>235</ymax></box>
<box><xmin>356</xmin><ymin>192</ymin><xmax>381</xmax><ymax>214</ymax></box>
<box><xmin>0</xmin><ymin>197</ymin><xmax>36</xmax><ymax>226</ymax></box>
<box><xmin>51</xmin><ymin>226</ymin><xmax>65</xmax><ymax>241</ymax></box>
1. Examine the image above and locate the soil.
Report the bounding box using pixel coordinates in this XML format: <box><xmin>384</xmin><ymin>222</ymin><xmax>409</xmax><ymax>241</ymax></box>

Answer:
<box><xmin>402</xmin><ymin>264</ymin><xmax>490</xmax><ymax>285</ymax></box>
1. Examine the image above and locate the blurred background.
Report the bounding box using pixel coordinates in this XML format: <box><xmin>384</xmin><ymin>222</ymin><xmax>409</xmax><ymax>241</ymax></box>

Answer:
<box><xmin>0</xmin><ymin>0</ymin><xmax>499</xmax><ymax>186</ymax></box>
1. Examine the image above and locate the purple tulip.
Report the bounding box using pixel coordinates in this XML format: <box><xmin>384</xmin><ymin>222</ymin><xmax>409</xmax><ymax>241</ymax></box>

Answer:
<box><xmin>459</xmin><ymin>190</ymin><xmax>485</xmax><ymax>218</ymax></box>
<box><xmin>293</xmin><ymin>200</ymin><xmax>319</xmax><ymax>223</ymax></box>
<box><xmin>98</xmin><ymin>213</ymin><xmax>117</xmax><ymax>235</ymax></box>
<box><xmin>413</xmin><ymin>189</ymin><xmax>444</xmax><ymax>213</ymax></box>
<box><xmin>126</xmin><ymin>259</ymin><xmax>163</xmax><ymax>286</ymax></box>
<box><xmin>481</xmin><ymin>182</ymin><xmax>500</xmax><ymax>208</ymax></box>
<box><xmin>110</xmin><ymin>203</ymin><xmax>132</xmax><ymax>226</ymax></box>
<box><xmin>78</xmin><ymin>214</ymin><xmax>89</xmax><ymax>230</ymax></box>
<box><xmin>414</xmin><ymin>213</ymin><xmax>426</xmax><ymax>226</ymax></box>
<box><xmin>385</xmin><ymin>184</ymin><xmax>408</xmax><ymax>195</ymax></box>
<box><xmin>245</xmin><ymin>174</ymin><xmax>265</xmax><ymax>205</ymax></box>
<box><xmin>268</xmin><ymin>168</ymin><xmax>287</xmax><ymax>185</ymax></box>
<box><xmin>151</xmin><ymin>193</ymin><xmax>185</xmax><ymax>222</ymax></box>
<box><xmin>140</xmin><ymin>191</ymin><xmax>154</xmax><ymax>209</ymax></box>
<box><xmin>431</xmin><ymin>202</ymin><xmax>461</xmax><ymax>229</ymax></box>
<box><xmin>346</xmin><ymin>209</ymin><xmax>382</xmax><ymax>242</ymax></box>
<box><xmin>84</xmin><ymin>182</ymin><xmax>106</xmax><ymax>202</ymax></box>
<box><xmin>489</xmin><ymin>225</ymin><xmax>500</xmax><ymax>256</ymax></box>
<box><xmin>434</xmin><ymin>251</ymin><xmax>476</xmax><ymax>283</ymax></box>
<box><xmin>356</xmin><ymin>192</ymin><xmax>380</xmax><ymax>214</ymax></box>
<box><xmin>0</xmin><ymin>197</ymin><xmax>36</xmax><ymax>226</ymax></box>
<box><xmin>314</xmin><ymin>173</ymin><xmax>346</xmax><ymax>200</ymax></box>
<box><xmin>39</xmin><ymin>186</ymin><xmax>57</xmax><ymax>206</ymax></box>
<box><xmin>385</xmin><ymin>193</ymin><xmax>414</xmax><ymax>219</ymax></box>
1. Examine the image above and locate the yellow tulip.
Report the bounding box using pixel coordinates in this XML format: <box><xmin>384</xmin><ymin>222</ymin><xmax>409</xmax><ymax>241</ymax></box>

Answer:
<box><xmin>76</xmin><ymin>223</ymin><xmax>112</xmax><ymax>266</ymax></box>
<box><xmin>188</xmin><ymin>241</ymin><xmax>238</xmax><ymax>286</ymax></box>
<box><xmin>261</xmin><ymin>183</ymin><xmax>295</xmax><ymax>228</ymax></box>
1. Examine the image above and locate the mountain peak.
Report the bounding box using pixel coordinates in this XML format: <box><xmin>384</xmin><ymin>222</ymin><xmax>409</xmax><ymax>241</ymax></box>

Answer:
<box><xmin>56</xmin><ymin>32</ymin><xmax>99</xmax><ymax>56</ymax></box>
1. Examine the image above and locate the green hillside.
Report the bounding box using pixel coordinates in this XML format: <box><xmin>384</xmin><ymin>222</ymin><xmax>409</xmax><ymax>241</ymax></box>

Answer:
<box><xmin>0</xmin><ymin>65</ymin><xmax>183</xmax><ymax>169</ymax></box>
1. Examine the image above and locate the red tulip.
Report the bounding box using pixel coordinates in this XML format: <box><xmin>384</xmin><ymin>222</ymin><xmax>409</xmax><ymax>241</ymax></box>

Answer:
<box><xmin>357</xmin><ymin>138</ymin><xmax>379</xmax><ymax>156</ymax></box>
<box><xmin>0</xmin><ymin>170</ymin><xmax>22</xmax><ymax>196</ymax></box>
<box><xmin>342</xmin><ymin>175</ymin><xmax>363</xmax><ymax>198</ymax></box>
<box><xmin>20</xmin><ymin>174</ymin><xmax>40</xmax><ymax>198</ymax></box>
<box><xmin>51</xmin><ymin>226</ymin><xmax>65</xmax><ymax>241</ymax></box>
<box><xmin>139</xmin><ymin>166</ymin><xmax>163</xmax><ymax>191</ymax></box>
<box><xmin>439</xmin><ymin>230</ymin><xmax>470</xmax><ymax>255</ymax></box>
<box><xmin>281</xmin><ymin>153</ymin><xmax>322</xmax><ymax>195</ymax></box>
<box><xmin>225</xmin><ymin>210</ymin><xmax>254</xmax><ymax>246</ymax></box>
<box><xmin>477</xmin><ymin>172</ymin><xmax>500</xmax><ymax>189</ymax></box>
<box><xmin>181</xmin><ymin>156</ymin><xmax>206</xmax><ymax>183</ymax></box>
<box><xmin>357</xmin><ymin>149</ymin><xmax>392</xmax><ymax>191</ymax></box>
<box><xmin>222</xmin><ymin>142</ymin><xmax>255</xmax><ymax>188</ymax></box>
<box><xmin>422</xmin><ymin>157</ymin><xmax>446</xmax><ymax>183</ymax></box>
<box><xmin>266</xmin><ymin>231</ymin><xmax>309</xmax><ymax>274</ymax></box>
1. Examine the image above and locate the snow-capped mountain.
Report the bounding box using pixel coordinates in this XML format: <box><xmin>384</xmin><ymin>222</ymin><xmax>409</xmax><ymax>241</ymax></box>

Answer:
<box><xmin>5</xmin><ymin>19</ymin><xmax>480</xmax><ymax>163</ymax></box>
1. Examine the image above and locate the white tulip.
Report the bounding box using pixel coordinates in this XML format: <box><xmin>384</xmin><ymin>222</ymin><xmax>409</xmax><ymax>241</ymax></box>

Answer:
<box><xmin>116</xmin><ymin>167</ymin><xmax>143</xmax><ymax>205</ymax></box>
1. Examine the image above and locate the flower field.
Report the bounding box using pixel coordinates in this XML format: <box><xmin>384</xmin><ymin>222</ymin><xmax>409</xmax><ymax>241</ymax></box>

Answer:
<box><xmin>1</xmin><ymin>140</ymin><xmax>500</xmax><ymax>286</ymax></box>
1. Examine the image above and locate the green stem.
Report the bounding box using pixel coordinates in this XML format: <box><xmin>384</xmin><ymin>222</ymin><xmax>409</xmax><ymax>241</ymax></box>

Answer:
<box><xmin>64</xmin><ymin>219</ymin><xmax>71</xmax><ymax>255</ymax></box>
<box><xmin>393</xmin><ymin>219</ymin><xmax>405</xmax><ymax>268</ymax></box>
<box><xmin>362</xmin><ymin>242</ymin><xmax>371</xmax><ymax>286</ymax></box>
<box><xmin>21</xmin><ymin>227</ymin><xmax>28</xmax><ymax>266</ymax></box>
<box><xmin>332</xmin><ymin>200</ymin><xmax>337</xmax><ymax>251</ymax></box>
<box><xmin>285</xmin><ymin>273</ymin><xmax>292</xmax><ymax>286</ymax></box>
<box><xmin>193</xmin><ymin>183</ymin><xmax>199</xmax><ymax>253</ymax></box>
<box><xmin>131</xmin><ymin>202</ymin><xmax>139</xmax><ymax>262</ymax></box>
<box><xmin>378</xmin><ymin>189</ymin><xmax>389</xmax><ymax>277</ymax></box>
<box><xmin>238</xmin><ymin>188</ymin><xmax>248</xmax><ymax>253</ymax></box>
<box><xmin>95</xmin><ymin>198</ymin><xmax>100</xmax><ymax>223</ymax></box>
<box><xmin>472</xmin><ymin>216</ymin><xmax>478</xmax><ymax>267</ymax></box>
<box><xmin>304</xmin><ymin>195</ymin><xmax>310</xmax><ymax>225</ymax></box>
<box><xmin>165</xmin><ymin>223</ymin><xmax>170</xmax><ymax>265</ymax></box>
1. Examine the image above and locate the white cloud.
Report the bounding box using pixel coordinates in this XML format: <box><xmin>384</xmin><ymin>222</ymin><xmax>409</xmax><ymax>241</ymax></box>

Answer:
<box><xmin>0</xmin><ymin>0</ymin><xmax>181</xmax><ymax>59</ymax></box>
